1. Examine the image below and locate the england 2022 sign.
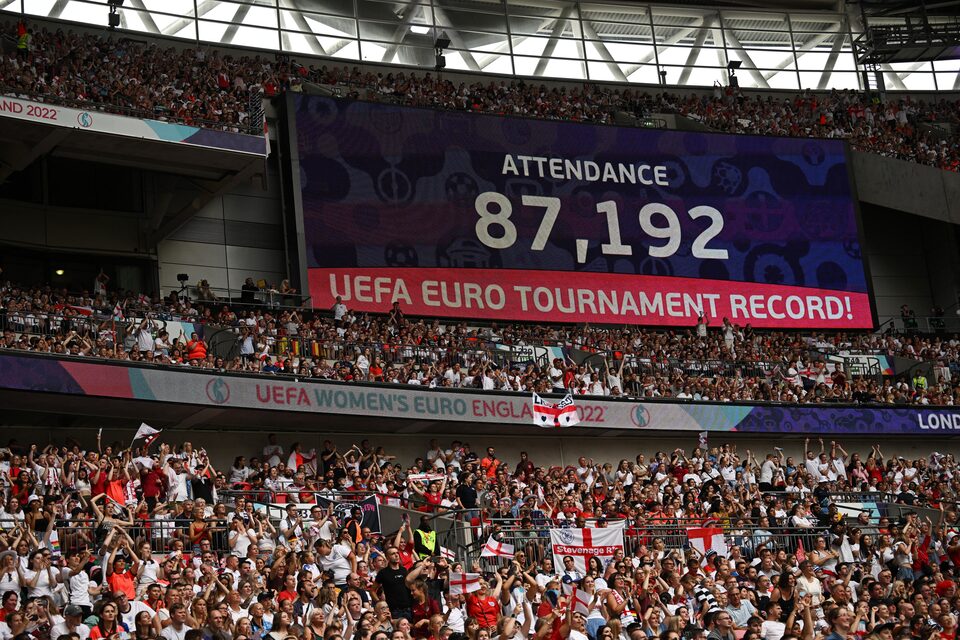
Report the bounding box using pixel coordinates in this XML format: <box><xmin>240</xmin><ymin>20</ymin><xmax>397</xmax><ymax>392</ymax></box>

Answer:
<box><xmin>296</xmin><ymin>95</ymin><xmax>872</xmax><ymax>328</ymax></box>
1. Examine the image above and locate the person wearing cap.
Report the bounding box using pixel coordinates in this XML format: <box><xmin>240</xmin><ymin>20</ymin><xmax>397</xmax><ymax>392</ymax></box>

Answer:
<box><xmin>51</xmin><ymin>603</ymin><xmax>91</xmax><ymax>639</ymax></box>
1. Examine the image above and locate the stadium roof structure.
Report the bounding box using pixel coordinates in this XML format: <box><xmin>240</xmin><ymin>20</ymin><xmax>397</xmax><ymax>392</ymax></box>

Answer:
<box><xmin>3</xmin><ymin>0</ymin><xmax>960</xmax><ymax>90</ymax></box>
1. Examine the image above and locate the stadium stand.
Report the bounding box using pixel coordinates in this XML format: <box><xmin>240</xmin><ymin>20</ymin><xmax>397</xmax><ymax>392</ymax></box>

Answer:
<box><xmin>0</xmin><ymin>431</ymin><xmax>957</xmax><ymax>640</ymax></box>
<box><xmin>3</xmin><ymin>4</ymin><xmax>960</xmax><ymax>640</ymax></box>
<box><xmin>4</xmin><ymin>20</ymin><xmax>960</xmax><ymax>172</ymax></box>
<box><xmin>1</xmin><ymin>278</ymin><xmax>958</xmax><ymax>405</ymax></box>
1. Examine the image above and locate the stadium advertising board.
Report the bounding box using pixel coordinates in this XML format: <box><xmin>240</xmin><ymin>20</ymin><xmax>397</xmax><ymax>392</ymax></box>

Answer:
<box><xmin>2</xmin><ymin>352</ymin><xmax>956</xmax><ymax>435</ymax></box>
<box><xmin>0</xmin><ymin>95</ymin><xmax>266</xmax><ymax>155</ymax></box>
<box><xmin>296</xmin><ymin>95</ymin><xmax>871</xmax><ymax>328</ymax></box>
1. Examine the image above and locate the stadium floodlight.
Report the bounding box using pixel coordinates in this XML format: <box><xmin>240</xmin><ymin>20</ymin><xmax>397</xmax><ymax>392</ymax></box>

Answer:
<box><xmin>434</xmin><ymin>34</ymin><xmax>451</xmax><ymax>51</ymax></box>
<box><xmin>410</xmin><ymin>25</ymin><xmax>431</xmax><ymax>35</ymax></box>
<box><xmin>107</xmin><ymin>0</ymin><xmax>124</xmax><ymax>5</ymax></box>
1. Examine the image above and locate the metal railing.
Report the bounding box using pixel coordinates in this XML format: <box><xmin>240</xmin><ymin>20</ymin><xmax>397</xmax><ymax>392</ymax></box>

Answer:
<box><xmin>473</xmin><ymin>522</ymin><xmax>831</xmax><ymax>571</ymax></box>
<box><xmin>56</xmin><ymin>517</ymin><xmax>233</xmax><ymax>555</ymax></box>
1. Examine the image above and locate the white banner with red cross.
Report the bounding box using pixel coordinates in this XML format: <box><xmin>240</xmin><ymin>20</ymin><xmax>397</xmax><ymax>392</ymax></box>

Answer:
<box><xmin>550</xmin><ymin>524</ymin><xmax>625</xmax><ymax>573</ymax></box>
<box><xmin>448</xmin><ymin>572</ymin><xmax>482</xmax><ymax>595</ymax></box>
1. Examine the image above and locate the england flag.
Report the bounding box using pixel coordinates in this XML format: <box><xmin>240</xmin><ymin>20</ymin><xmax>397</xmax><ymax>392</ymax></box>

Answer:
<box><xmin>448</xmin><ymin>572</ymin><xmax>482</xmax><ymax>595</ymax></box>
<box><xmin>481</xmin><ymin>536</ymin><xmax>515</xmax><ymax>558</ymax></box>
<box><xmin>687</xmin><ymin>527</ymin><xmax>728</xmax><ymax>566</ymax></box>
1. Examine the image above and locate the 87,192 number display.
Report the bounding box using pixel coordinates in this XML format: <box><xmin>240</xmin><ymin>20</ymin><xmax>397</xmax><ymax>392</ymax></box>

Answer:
<box><xmin>297</xmin><ymin>94</ymin><xmax>874</xmax><ymax>328</ymax></box>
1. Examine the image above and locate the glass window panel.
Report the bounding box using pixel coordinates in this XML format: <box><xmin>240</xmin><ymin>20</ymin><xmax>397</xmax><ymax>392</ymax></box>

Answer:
<box><xmin>719</xmin><ymin>10</ymin><xmax>789</xmax><ymax>31</ymax></box>
<box><xmin>434</xmin><ymin>8</ymin><xmax>506</xmax><ymax>33</ymax></box>
<box><xmin>330</xmin><ymin>40</ymin><xmax>361</xmax><ymax>60</ymax></box>
<box><xmin>933</xmin><ymin>59</ymin><xmax>960</xmax><ymax>91</ymax></box>
<box><xmin>139</xmin><ymin>0</ymin><xmax>196</xmax><ymax>19</ymax></box>
<box><xmin>226</xmin><ymin>23</ymin><xmax>281</xmax><ymax>48</ymax></box>
<box><xmin>661</xmin><ymin>64</ymin><xmax>725</xmax><ymax>87</ymax></box>
<box><xmin>356</xmin><ymin>0</ymin><xmax>404</xmax><ymax>22</ymax></box>
<box><xmin>766</xmin><ymin>67</ymin><xmax>800</xmax><ymax>90</ymax></box>
<box><xmin>586</xmin><ymin>40</ymin><xmax>656</xmax><ymax>65</ymax></box>
<box><xmin>796</xmin><ymin>51</ymin><xmax>835</xmax><ymax>71</ymax></box>
<box><xmin>885</xmin><ymin>63</ymin><xmax>936</xmax><ymax>91</ymax></box>
<box><xmin>281</xmin><ymin>10</ymin><xmax>358</xmax><ymax>37</ymax></box>
<box><xmin>656</xmin><ymin>44</ymin><xmax>725</xmax><ymax>67</ymax></box>
<box><xmin>799</xmin><ymin>71</ymin><xmax>860</xmax><ymax>90</ymax></box>
<box><xmin>654</xmin><ymin>26</ymin><xmax>721</xmax><ymax>48</ymax></box>
<box><xmin>723</xmin><ymin>30</ymin><xmax>794</xmax><ymax>51</ymax></box>
<box><xmin>580</xmin><ymin>2</ymin><xmax>648</xmax><ymax>28</ymax></box>
<box><xmin>511</xmin><ymin>35</ymin><xmax>584</xmax><ymax>60</ymax></box>
<box><xmin>542</xmin><ymin>57</ymin><xmax>586</xmax><ymax>79</ymax></box>
<box><xmin>584</xmin><ymin>20</ymin><xmax>653</xmax><ymax>44</ymax></box>
<box><xmin>474</xmin><ymin>51</ymin><xmax>513</xmax><ymax>74</ymax></box>
<box><xmin>359</xmin><ymin>19</ymin><xmax>421</xmax><ymax>41</ymax></box>
<box><xmin>508</xmin><ymin>15</ymin><xmax>578</xmax><ymax>37</ymax></box>
<box><xmin>624</xmin><ymin>62</ymin><xmax>662</xmax><ymax>85</ymax></box>
<box><xmin>726</xmin><ymin>48</ymin><xmax>795</xmax><ymax>71</ymax></box>
<box><xmin>651</xmin><ymin>6</ymin><xmax>712</xmax><ymax>26</ymax></box>
<box><xmin>298</xmin><ymin>0</ymin><xmax>355</xmax><ymax>17</ymax></box>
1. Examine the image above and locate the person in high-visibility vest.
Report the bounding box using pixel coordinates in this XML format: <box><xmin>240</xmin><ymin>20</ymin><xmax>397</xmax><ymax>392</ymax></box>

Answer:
<box><xmin>913</xmin><ymin>372</ymin><xmax>928</xmax><ymax>391</ymax></box>
<box><xmin>413</xmin><ymin>516</ymin><xmax>436</xmax><ymax>559</ymax></box>
<box><xmin>16</xmin><ymin>22</ymin><xmax>29</xmax><ymax>60</ymax></box>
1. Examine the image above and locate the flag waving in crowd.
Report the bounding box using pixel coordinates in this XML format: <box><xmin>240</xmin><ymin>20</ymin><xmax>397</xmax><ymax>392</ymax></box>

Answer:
<box><xmin>448</xmin><ymin>572</ymin><xmax>481</xmax><ymax>595</ymax></box>
<box><xmin>132</xmin><ymin>422</ymin><xmax>162</xmax><ymax>447</ymax></box>
<box><xmin>481</xmin><ymin>536</ymin><xmax>515</xmax><ymax>558</ymax></box>
<box><xmin>532</xmin><ymin>393</ymin><xmax>581</xmax><ymax>428</ymax></box>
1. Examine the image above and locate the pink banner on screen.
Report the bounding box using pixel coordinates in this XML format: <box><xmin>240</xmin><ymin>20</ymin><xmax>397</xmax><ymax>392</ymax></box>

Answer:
<box><xmin>310</xmin><ymin>268</ymin><xmax>873</xmax><ymax>328</ymax></box>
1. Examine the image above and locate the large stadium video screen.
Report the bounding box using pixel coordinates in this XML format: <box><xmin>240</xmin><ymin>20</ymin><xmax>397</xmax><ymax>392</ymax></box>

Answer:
<box><xmin>296</xmin><ymin>95</ymin><xmax>872</xmax><ymax>328</ymax></box>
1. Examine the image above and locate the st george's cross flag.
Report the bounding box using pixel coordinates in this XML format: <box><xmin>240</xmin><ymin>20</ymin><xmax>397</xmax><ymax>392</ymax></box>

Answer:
<box><xmin>551</xmin><ymin>524</ymin><xmax>625</xmax><ymax>573</ymax></box>
<box><xmin>481</xmin><ymin>536</ymin><xmax>515</xmax><ymax>558</ymax></box>
<box><xmin>448</xmin><ymin>572</ymin><xmax>482</xmax><ymax>595</ymax></box>
<box><xmin>532</xmin><ymin>393</ymin><xmax>580</xmax><ymax>428</ymax></box>
<box><xmin>569</xmin><ymin>585</ymin><xmax>593</xmax><ymax>615</ymax></box>
<box><xmin>687</xmin><ymin>527</ymin><xmax>728</xmax><ymax>566</ymax></box>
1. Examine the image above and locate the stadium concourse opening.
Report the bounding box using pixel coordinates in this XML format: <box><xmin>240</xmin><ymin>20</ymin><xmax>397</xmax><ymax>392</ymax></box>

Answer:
<box><xmin>3</xmin><ymin>3</ymin><xmax>960</xmax><ymax>640</ymax></box>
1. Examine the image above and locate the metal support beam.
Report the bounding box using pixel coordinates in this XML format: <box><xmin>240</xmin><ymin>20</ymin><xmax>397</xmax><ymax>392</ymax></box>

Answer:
<box><xmin>533</xmin><ymin>5</ymin><xmax>574</xmax><ymax>77</ymax></box>
<box><xmin>880</xmin><ymin>63</ymin><xmax>908</xmax><ymax>90</ymax></box>
<box><xmin>0</xmin><ymin>0</ymin><xmax>18</xmax><ymax>9</ymax></box>
<box><xmin>126</xmin><ymin>0</ymin><xmax>161</xmax><ymax>34</ymax></box>
<box><xmin>381</xmin><ymin>0</ymin><xmax>423</xmax><ymax>63</ymax></box>
<box><xmin>151</xmin><ymin>161</ymin><xmax>261</xmax><ymax>244</ymax></box>
<box><xmin>762</xmin><ymin>24</ymin><xmax>842</xmax><ymax>81</ymax></box>
<box><xmin>677</xmin><ymin>23</ymin><xmax>710</xmax><ymax>85</ymax></box>
<box><xmin>580</xmin><ymin>18</ymin><xmax>627</xmax><ymax>82</ymax></box>
<box><xmin>430</xmin><ymin>6</ymin><xmax>482</xmax><ymax>71</ymax></box>
<box><xmin>162</xmin><ymin>0</ymin><xmax>218</xmax><ymax>36</ymax></box>
<box><xmin>48</xmin><ymin>0</ymin><xmax>70</xmax><ymax>19</ymax></box>
<box><xmin>280</xmin><ymin>0</ymin><xmax>329</xmax><ymax>56</ymax></box>
<box><xmin>621</xmin><ymin>15</ymin><xmax>711</xmax><ymax>78</ymax></box>
<box><xmin>476</xmin><ymin>9</ymin><xmax>565</xmax><ymax>70</ymax></box>
<box><xmin>720</xmin><ymin>22</ymin><xmax>771</xmax><ymax>88</ymax></box>
<box><xmin>0</xmin><ymin>128</ymin><xmax>69</xmax><ymax>184</ymax></box>
<box><xmin>221</xmin><ymin>2</ymin><xmax>251</xmax><ymax>44</ymax></box>
<box><xmin>817</xmin><ymin>19</ymin><xmax>847</xmax><ymax>90</ymax></box>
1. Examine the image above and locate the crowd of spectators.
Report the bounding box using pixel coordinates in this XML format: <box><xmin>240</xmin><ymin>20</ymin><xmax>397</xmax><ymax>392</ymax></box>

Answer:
<box><xmin>5</xmin><ymin>21</ymin><xmax>960</xmax><ymax>172</ymax></box>
<box><xmin>0</xmin><ymin>431</ymin><xmax>959</xmax><ymax>640</ymax></box>
<box><xmin>1</xmin><ymin>278</ymin><xmax>959</xmax><ymax>407</ymax></box>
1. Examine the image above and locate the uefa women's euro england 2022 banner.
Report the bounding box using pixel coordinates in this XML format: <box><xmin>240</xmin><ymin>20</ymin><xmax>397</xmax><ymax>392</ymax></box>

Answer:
<box><xmin>296</xmin><ymin>95</ymin><xmax>872</xmax><ymax>328</ymax></box>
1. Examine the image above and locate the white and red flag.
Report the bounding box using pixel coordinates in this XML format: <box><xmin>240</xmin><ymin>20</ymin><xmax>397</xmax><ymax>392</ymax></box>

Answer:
<box><xmin>481</xmin><ymin>536</ymin><xmax>515</xmax><ymax>558</ymax></box>
<box><xmin>133</xmin><ymin>422</ymin><xmax>162</xmax><ymax>447</ymax></box>
<box><xmin>550</xmin><ymin>525</ymin><xmax>625</xmax><ymax>573</ymax></box>
<box><xmin>687</xmin><ymin>527</ymin><xmax>728</xmax><ymax>565</ymax></box>
<box><xmin>448</xmin><ymin>572</ymin><xmax>481</xmax><ymax>595</ymax></box>
<box><xmin>532</xmin><ymin>393</ymin><xmax>580</xmax><ymax>428</ymax></box>
<box><xmin>569</xmin><ymin>585</ymin><xmax>593</xmax><ymax>615</ymax></box>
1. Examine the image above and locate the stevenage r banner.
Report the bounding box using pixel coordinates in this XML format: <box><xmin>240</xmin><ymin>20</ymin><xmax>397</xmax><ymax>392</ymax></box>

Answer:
<box><xmin>295</xmin><ymin>95</ymin><xmax>872</xmax><ymax>328</ymax></box>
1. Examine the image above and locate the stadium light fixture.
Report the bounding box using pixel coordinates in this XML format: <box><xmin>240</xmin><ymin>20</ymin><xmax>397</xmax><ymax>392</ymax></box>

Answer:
<box><xmin>54</xmin><ymin>269</ymin><xmax>64</xmax><ymax>276</ymax></box>
<box><xmin>410</xmin><ymin>25</ymin><xmax>431</xmax><ymax>35</ymax></box>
